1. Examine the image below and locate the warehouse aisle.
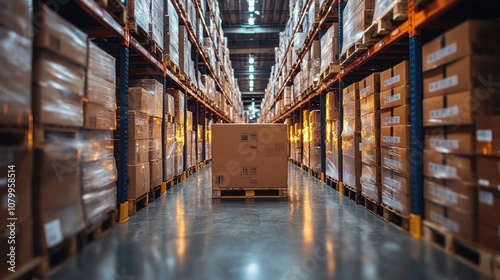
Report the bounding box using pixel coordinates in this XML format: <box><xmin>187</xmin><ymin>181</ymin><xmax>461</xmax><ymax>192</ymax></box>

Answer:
<box><xmin>47</xmin><ymin>163</ymin><xmax>485</xmax><ymax>280</ymax></box>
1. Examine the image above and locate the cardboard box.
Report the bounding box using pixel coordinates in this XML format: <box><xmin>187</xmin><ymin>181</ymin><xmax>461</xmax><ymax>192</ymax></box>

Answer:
<box><xmin>425</xmin><ymin>200</ymin><xmax>476</xmax><ymax>241</ymax></box>
<box><xmin>326</xmin><ymin>92</ymin><xmax>339</xmax><ymax>121</ymax></box>
<box><xmin>362</xmin><ymin>163</ymin><xmax>380</xmax><ymax>183</ymax></box>
<box><xmin>361</xmin><ymin>112</ymin><xmax>379</xmax><ymax>131</ymax></box>
<box><xmin>381</xmin><ymin>105</ymin><xmax>410</xmax><ymax>127</ymax></box>
<box><xmin>381</xmin><ymin>147</ymin><xmax>411</xmax><ymax>174</ymax></box>
<box><xmin>33</xmin><ymin>84</ymin><xmax>84</xmax><ymax>127</ymax></box>
<box><xmin>360</xmin><ymin>93</ymin><xmax>379</xmax><ymax>116</ymax></box>
<box><xmin>187</xmin><ymin>111</ymin><xmax>193</xmax><ymax>131</ymax></box>
<box><xmin>0</xmin><ymin>0</ymin><xmax>32</xmax><ymax>38</ymax></box>
<box><xmin>424</xmin><ymin>126</ymin><xmax>474</xmax><ymax>155</ymax></box>
<box><xmin>212</xmin><ymin>124</ymin><xmax>287</xmax><ymax>189</ymax></box>
<box><xmin>88</xmin><ymin>41</ymin><xmax>116</xmax><ymax>84</ymax></box>
<box><xmin>127</xmin><ymin>139</ymin><xmax>149</xmax><ymax>164</ymax></box>
<box><xmin>380</xmin><ymin>61</ymin><xmax>409</xmax><ymax>91</ymax></box>
<box><xmin>380</xmin><ymin>85</ymin><xmax>410</xmax><ymax>109</ymax></box>
<box><xmin>381</xmin><ymin>125</ymin><xmax>411</xmax><ymax>148</ymax></box>
<box><xmin>127</xmin><ymin>162</ymin><xmax>150</xmax><ymax>199</ymax></box>
<box><xmin>149</xmin><ymin>138</ymin><xmax>162</xmax><ymax>161</ymax></box>
<box><xmin>422</xmin><ymin>20</ymin><xmax>500</xmax><ymax>72</ymax></box>
<box><xmin>382</xmin><ymin>185</ymin><xmax>411</xmax><ymax>215</ymax></box>
<box><xmin>150</xmin><ymin>159</ymin><xmax>162</xmax><ymax>189</ymax></box>
<box><xmin>423</xmin><ymin>150</ymin><xmax>475</xmax><ymax>183</ymax></box>
<box><xmin>129</xmin><ymin>87</ymin><xmax>152</xmax><ymax>114</ymax></box>
<box><xmin>128</xmin><ymin>111</ymin><xmax>149</xmax><ymax>140</ymax></box>
<box><xmin>86</xmin><ymin>76</ymin><xmax>116</xmax><ymax>109</ymax></box>
<box><xmin>0</xmin><ymin>219</ymin><xmax>32</xmax><ymax>276</ymax></box>
<box><xmin>149</xmin><ymin>117</ymin><xmax>162</xmax><ymax>139</ymax></box>
<box><xmin>343</xmin><ymin>99</ymin><xmax>360</xmax><ymax>119</ymax></box>
<box><xmin>342</xmin><ymin>154</ymin><xmax>361</xmax><ymax>191</ymax></box>
<box><xmin>35</xmin><ymin>5</ymin><xmax>88</xmax><ymax>67</ymax></box>
<box><xmin>476</xmin><ymin>116</ymin><xmax>500</xmax><ymax>157</ymax></box>
<box><xmin>476</xmin><ymin>156</ymin><xmax>500</xmax><ymax>189</ymax></box>
<box><xmin>0</xmin><ymin>150</ymin><xmax>32</xmax><ymax>225</ymax></box>
<box><xmin>381</xmin><ymin>168</ymin><xmax>411</xmax><ymax>195</ymax></box>
<box><xmin>361</xmin><ymin>129</ymin><xmax>379</xmax><ymax>148</ymax></box>
<box><xmin>361</xmin><ymin>180</ymin><xmax>381</xmax><ymax>203</ymax></box>
<box><xmin>424</xmin><ymin>178</ymin><xmax>476</xmax><ymax>214</ymax></box>
<box><xmin>423</xmin><ymin>55</ymin><xmax>500</xmax><ymax>99</ymax></box>
<box><xmin>362</xmin><ymin>146</ymin><xmax>380</xmax><ymax>166</ymax></box>
<box><xmin>342</xmin><ymin>82</ymin><xmax>359</xmax><ymax>105</ymax></box>
<box><xmin>341</xmin><ymin>133</ymin><xmax>361</xmax><ymax>157</ymax></box>
<box><xmin>478</xmin><ymin>188</ymin><xmax>500</xmax><ymax>226</ymax></box>
<box><xmin>129</xmin><ymin>80</ymin><xmax>163</xmax><ymax>118</ymax></box>
<box><xmin>84</xmin><ymin>102</ymin><xmax>116</xmax><ymax>130</ymax></box>
<box><xmin>38</xmin><ymin>202</ymin><xmax>85</xmax><ymax>250</ymax></box>
<box><xmin>359</xmin><ymin>73</ymin><xmax>381</xmax><ymax>99</ymax></box>
<box><xmin>478</xmin><ymin>223</ymin><xmax>500</xmax><ymax>252</ymax></box>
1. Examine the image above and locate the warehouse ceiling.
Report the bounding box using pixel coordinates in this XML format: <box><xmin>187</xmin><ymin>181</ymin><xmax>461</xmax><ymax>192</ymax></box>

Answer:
<box><xmin>219</xmin><ymin>0</ymin><xmax>289</xmax><ymax>119</ymax></box>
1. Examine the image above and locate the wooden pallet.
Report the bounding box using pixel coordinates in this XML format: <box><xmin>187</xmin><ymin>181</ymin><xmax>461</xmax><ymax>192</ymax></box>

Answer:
<box><xmin>128</xmin><ymin>193</ymin><xmax>149</xmax><ymax>216</ymax></box>
<box><xmin>165</xmin><ymin>114</ymin><xmax>174</xmax><ymax>123</ymax></box>
<box><xmin>165</xmin><ymin>55</ymin><xmax>181</xmax><ymax>75</ymax></box>
<box><xmin>319</xmin><ymin>0</ymin><xmax>333</xmax><ymax>16</ymax></box>
<box><xmin>38</xmin><ymin>237</ymin><xmax>78</xmax><ymax>277</ymax></box>
<box><xmin>382</xmin><ymin>203</ymin><xmax>410</xmax><ymax>232</ymax></box>
<box><xmin>213</xmin><ymin>188</ymin><xmax>288</xmax><ymax>199</ymax></box>
<box><xmin>106</xmin><ymin>0</ymin><xmax>127</xmax><ymax>25</ymax></box>
<box><xmin>343</xmin><ymin>184</ymin><xmax>364</xmax><ymax>204</ymax></box>
<box><xmin>363</xmin><ymin>195</ymin><xmax>383</xmax><ymax>217</ymax></box>
<box><xmin>78</xmin><ymin>210</ymin><xmax>116</xmax><ymax>249</ymax></box>
<box><xmin>340</xmin><ymin>11</ymin><xmax>376</xmax><ymax>65</ymax></box>
<box><xmin>148</xmin><ymin>184</ymin><xmax>163</xmax><ymax>202</ymax></box>
<box><xmin>149</xmin><ymin>40</ymin><xmax>165</xmax><ymax>62</ymax></box>
<box><xmin>423</xmin><ymin>221</ymin><xmax>500</xmax><ymax>278</ymax></box>
<box><xmin>165</xmin><ymin>177</ymin><xmax>175</xmax><ymax>189</ymax></box>
<box><xmin>364</xmin><ymin>0</ymin><xmax>408</xmax><ymax>40</ymax></box>
<box><xmin>326</xmin><ymin>176</ymin><xmax>339</xmax><ymax>191</ymax></box>
<box><xmin>320</xmin><ymin>64</ymin><xmax>340</xmax><ymax>82</ymax></box>
<box><xmin>2</xmin><ymin>257</ymin><xmax>42</xmax><ymax>280</ymax></box>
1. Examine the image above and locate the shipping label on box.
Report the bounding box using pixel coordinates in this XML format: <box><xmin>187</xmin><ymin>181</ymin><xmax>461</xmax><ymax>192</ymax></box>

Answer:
<box><xmin>424</xmin><ymin>178</ymin><xmax>476</xmax><ymax>214</ymax></box>
<box><xmin>423</xmin><ymin>150</ymin><xmax>475</xmax><ymax>183</ymax></box>
<box><xmin>424</xmin><ymin>126</ymin><xmax>474</xmax><ymax>155</ymax></box>
<box><xmin>380</xmin><ymin>61</ymin><xmax>409</xmax><ymax>91</ymax></box>
<box><xmin>380</xmin><ymin>85</ymin><xmax>410</xmax><ymax>109</ymax></box>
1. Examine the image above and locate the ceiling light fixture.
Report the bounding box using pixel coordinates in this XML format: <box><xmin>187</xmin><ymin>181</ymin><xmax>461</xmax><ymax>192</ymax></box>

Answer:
<box><xmin>249</xmin><ymin>57</ymin><xmax>254</xmax><ymax>64</ymax></box>
<box><xmin>248</xmin><ymin>17</ymin><xmax>255</xmax><ymax>25</ymax></box>
<box><xmin>249</xmin><ymin>74</ymin><xmax>254</xmax><ymax>80</ymax></box>
<box><xmin>249</xmin><ymin>65</ymin><xmax>254</xmax><ymax>72</ymax></box>
<box><xmin>249</xmin><ymin>80</ymin><xmax>254</xmax><ymax>86</ymax></box>
<box><xmin>249</xmin><ymin>6</ymin><xmax>255</xmax><ymax>12</ymax></box>
<box><xmin>250</xmin><ymin>87</ymin><xmax>254</xmax><ymax>92</ymax></box>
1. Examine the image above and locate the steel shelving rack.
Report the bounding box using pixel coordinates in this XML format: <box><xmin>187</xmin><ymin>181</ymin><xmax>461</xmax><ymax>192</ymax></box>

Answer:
<box><xmin>45</xmin><ymin>0</ymin><xmax>239</xmax><ymax>223</ymax></box>
<box><xmin>264</xmin><ymin>0</ymin><xmax>470</xmax><ymax>238</ymax></box>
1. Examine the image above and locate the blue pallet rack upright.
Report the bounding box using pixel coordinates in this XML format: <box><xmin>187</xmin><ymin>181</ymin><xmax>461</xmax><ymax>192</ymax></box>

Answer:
<box><xmin>117</xmin><ymin>44</ymin><xmax>129</xmax><ymax>223</ymax></box>
<box><xmin>337</xmin><ymin>0</ymin><xmax>346</xmax><ymax>190</ymax></box>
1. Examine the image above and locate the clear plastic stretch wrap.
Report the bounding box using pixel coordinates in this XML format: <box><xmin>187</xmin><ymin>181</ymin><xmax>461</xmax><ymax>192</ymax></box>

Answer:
<box><xmin>373</xmin><ymin>0</ymin><xmax>397</xmax><ymax>22</ymax></box>
<box><xmin>170</xmin><ymin>90</ymin><xmax>185</xmax><ymax>124</ymax></box>
<box><xmin>80</xmin><ymin>130</ymin><xmax>115</xmax><ymax>162</ymax></box>
<box><xmin>35</xmin><ymin>4</ymin><xmax>88</xmax><ymax>67</ymax></box>
<box><xmin>151</xmin><ymin>0</ymin><xmax>164</xmax><ymax>51</ymax></box>
<box><xmin>362</xmin><ymin>145</ymin><xmax>379</xmax><ymax>166</ymax></box>
<box><xmin>33</xmin><ymin>53</ymin><xmax>85</xmax><ymax>127</ymax></box>
<box><xmin>128</xmin><ymin>0</ymin><xmax>150</xmax><ymax>33</ymax></box>
<box><xmin>303</xmin><ymin>142</ymin><xmax>310</xmax><ymax>167</ymax></box>
<box><xmin>0</xmin><ymin>27</ymin><xmax>32</xmax><ymax>125</ymax></box>
<box><xmin>82</xmin><ymin>183</ymin><xmax>116</xmax><ymax>225</ymax></box>
<box><xmin>165</xmin><ymin>123</ymin><xmax>176</xmax><ymax>180</ymax></box>
<box><xmin>341</xmin><ymin>0</ymin><xmax>373</xmax><ymax>56</ymax></box>
<box><xmin>128</xmin><ymin>139</ymin><xmax>149</xmax><ymax>164</ymax></box>
<box><xmin>129</xmin><ymin>79</ymin><xmax>163</xmax><ymax>118</ymax></box>
<box><xmin>128</xmin><ymin>111</ymin><xmax>150</xmax><ymax>140</ymax></box>
<box><xmin>175</xmin><ymin>154</ymin><xmax>184</xmax><ymax>176</ymax></box>
<box><xmin>361</xmin><ymin>163</ymin><xmax>380</xmax><ymax>184</ymax></box>
<box><xmin>310</xmin><ymin>58</ymin><xmax>321</xmax><ymax>84</ymax></box>
<box><xmin>149</xmin><ymin>138</ymin><xmax>162</xmax><ymax>161</ymax></box>
<box><xmin>166</xmin><ymin>0</ymin><xmax>179</xmax><ymax>65</ymax></box>
<box><xmin>310</xmin><ymin>146</ymin><xmax>322</xmax><ymax>172</ymax></box>
<box><xmin>81</xmin><ymin>158</ymin><xmax>117</xmax><ymax>193</ymax></box>
<box><xmin>129</xmin><ymin>87</ymin><xmax>153</xmax><ymax>114</ymax></box>
<box><xmin>320</xmin><ymin>24</ymin><xmax>339</xmax><ymax>73</ymax></box>
<box><xmin>381</xmin><ymin>147</ymin><xmax>410</xmax><ymax>174</ymax></box>
<box><xmin>382</xmin><ymin>184</ymin><xmax>410</xmax><ymax>215</ymax></box>
<box><xmin>342</xmin><ymin>153</ymin><xmax>361</xmax><ymax>190</ymax></box>
<box><xmin>360</xmin><ymin>94</ymin><xmax>378</xmax><ymax>116</ymax></box>
<box><xmin>166</xmin><ymin>93</ymin><xmax>175</xmax><ymax>117</ymax></box>
<box><xmin>361</xmin><ymin>112</ymin><xmax>379</xmax><ymax>131</ymax></box>
<box><xmin>88</xmin><ymin>42</ymin><xmax>116</xmax><ymax>84</ymax></box>
<box><xmin>186</xmin><ymin>111</ymin><xmax>193</xmax><ymax>131</ymax></box>
<box><xmin>361</xmin><ymin>129</ymin><xmax>379</xmax><ymax>148</ymax></box>
<box><xmin>361</xmin><ymin>179</ymin><xmax>380</xmax><ymax>202</ymax></box>
<box><xmin>149</xmin><ymin>117</ymin><xmax>162</xmax><ymax>139</ymax></box>
<box><xmin>0</xmin><ymin>0</ymin><xmax>32</xmax><ymax>38</ymax></box>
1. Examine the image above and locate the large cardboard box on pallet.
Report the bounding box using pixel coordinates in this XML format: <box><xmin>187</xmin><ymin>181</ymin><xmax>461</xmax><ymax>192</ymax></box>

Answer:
<box><xmin>425</xmin><ymin>199</ymin><xmax>476</xmax><ymax>241</ymax></box>
<box><xmin>212</xmin><ymin>124</ymin><xmax>288</xmax><ymax>189</ymax></box>
<box><xmin>127</xmin><ymin>162</ymin><xmax>150</xmax><ymax>199</ymax></box>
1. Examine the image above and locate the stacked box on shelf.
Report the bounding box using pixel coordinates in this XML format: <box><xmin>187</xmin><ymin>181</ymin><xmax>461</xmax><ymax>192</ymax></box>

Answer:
<box><xmin>197</xmin><ymin>124</ymin><xmax>203</xmax><ymax>163</ymax></box>
<box><xmin>359</xmin><ymin>73</ymin><xmax>381</xmax><ymax>202</ymax></box>
<box><xmin>294</xmin><ymin>123</ymin><xmax>302</xmax><ymax>163</ymax></box>
<box><xmin>81</xmin><ymin>41</ymin><xmax>117</xmax><ymax>229</ymax></box>
<box><xmin>150</xmin><ymin>0</ymin><xmax>164</xmax><ymax>53</ymax></box>
<box><xmin>166</xmin><ymin>0</ymin><xmax>180</xmax><ymax>66</ymax></box>
<box><xmin>0</xmin><ymin>1</ymin><xmax>33</xmax><ymax>274</ymax></box>
<box><xmin>308</xmin><ymin>0</ymin><xmax>321</xmax><ymax>33</ymax></box>
<box><xmin>32</xmin><ymin>5</ymin><xmax>87</xmax><ymax>252</ymax></box>
<box><xmin>191</xmin><ymin>130</ymin><xmax>196</xmax><ymax>167</ymax></box>
<box><xmin>309</xmin><ymin>110</ymin><xmax>321</xmax><ymax>171</ymax></box>
<box><xmin>320</xmin><ymin>24</ymin><xmax>339</xmax><ymax>75</ymax></box>
<box><xmin>380</xmin><ymin>61</ymin><xmax>411</xmax><ymax>214</ymax></box>
<box><xmin>326</xmin><ymin>92</ymin><xmax>340</xmax><ymax>181</ymax></box>
<box><xmin>341</xmin><ymin>83</ymin><xmax>361</xmax><ymax>191</ymax></box>
<box><xmin>340</xmin><ymin>0</ymin><xmax>375</xmax><ymax>59</ymax></box>
<box><xmin>128</xmin><ymin>0</ymin><xmax>150</xmax><ymax>36</ymax></box>
<box><xmin>310</xmin><ymin>41</ymin><xmax>321</xmax><ymax>85</ymax></box>
<box><xmin>302</xmin><ymin>110</ymin><xmax>310</xmax><ymax>167</ymax></box>
<box><xmin>186</xmin><ymin>111</ymin><xmax>193</xmax><ymax>169</ymax></box>
<box><xmin>170</xmin><ymin>90</ymin><xmax>185</xmax><ymax>176</ymax></box>
<box><xmin>421</xmin><ymin>21</ymin><xmax>500</xmax><ymax>243</ymax></box>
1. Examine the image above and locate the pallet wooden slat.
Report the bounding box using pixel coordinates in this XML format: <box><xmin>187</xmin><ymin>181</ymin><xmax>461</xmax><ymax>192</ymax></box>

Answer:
<box><xmin>128</xmin><ymin>193</ymin><xmax>149</xmax><ymax>216</ymax></box>
<box><xmin>38</xmin><ymin>237</ymin><xmax>78</xmax><ymax>277</ymax></box>
<box><xmin>382</xmin><ymin>204</ymin><xmax>410</xmax><ymax>232</ymax></box>
<box><xmin>363</xmin><ymin>195</ymin><xmax>383</xmax><ymax>217</ymax></box>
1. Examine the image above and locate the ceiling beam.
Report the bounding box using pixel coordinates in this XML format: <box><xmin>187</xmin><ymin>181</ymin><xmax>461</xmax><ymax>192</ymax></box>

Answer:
<box><xmin>224</xmin><ymin>26</ymin><xmax>282</xmax><ymax>34</ymax></box>
<box><xmin>230</xmin><ymin>48</ymin><xmax>275</xmax><ymax>54</ymax></box>
<box><xmin>240</xmin><ymin>91</ymin><xmax>265</xmax><ymax>95</ymax></box>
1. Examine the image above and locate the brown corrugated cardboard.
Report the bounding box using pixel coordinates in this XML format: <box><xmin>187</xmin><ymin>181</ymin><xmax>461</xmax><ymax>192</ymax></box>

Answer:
<box><xmin>129</xmin><ymin>80</ymin><xmax>162</xmax><ymax>118</ymax></box>
<box><xmin>128</xmin><ymin>87</ymin><xmax>152</xmax><ymax>114</ymax></box>
<box><xmin>150</xmin><ymin>159</ymin><xmax>162</xmax><ymax>189</ymax></box>
<box><xmin>343</xmin><ymin>100</ymin><xmax>360</xmax><ymax>119</ymax></box>
<box><xmin>149</xmin><ymin>138</ymin><xmax>162</xmax><ymax>161</ymax></box>
<box><xmin>150</xmin><ymin>117</ymin><xmax>162</xmax><ymax>139</ymax></box>
<box><xmin>361</xmin><ymin>129</ymin><xmax>379</xmax><ymax>148</ymax></box>
<box><xmin>0</xmin><ymin>150</ymin><xmax>32</xmax><ymax>225</ymax></box>
<box><xmin>0</xmin><ymin>0</ymin><xmax>31</xmax><ymax>38</ymax></box>
<box><xmin>380</xmin><ymin>85</ymin><xmax>410</xmax><ymax>109</ymax></box>
<box><xmin>422</xmin><ymin>20</ymin><xmax>500</xmax><ymax>72</ymax></box>
<box><xmin>381</xmin><ymin>105</ymin><xmax>410</xmax><ymax>127</ymax></box>
<box><xmin>33</xmin><ymin>85</ymin><xmax>84</xmax><ymax>127</ymax></box>
<box><xmin>342</xmin><ymin>154</ymin><xmax>361</xmax><ymax>190</ymax></box>
<box><xmin>424</xmin><ymin>126</ymin><xmax>474</xmax><ymax>155</ymax></box>
<box><xmin>128</xmin><ymin>111</ymin><xmax>149</xmax><ymax>140</ymax></box>
<box><xmin>381</xmin><ymin>125</ymin><xmax>411</xmax><ymax>148</ymax></box>
<box><xmin>127</xmin><ymin>162</ymin><xmax>150</xmax><ymax>199</ymax></box>
<box><xmin>423</xmin><ymin>150</ymin><xmax>475</xmax><ymax>183</ymax></box>
<box><xmin>425</xmin><ymin>200</ymin><xmax>476</xmax><ymax>241</ymax></box>
<box><xmin>362</xmin><ymin>146</ymin><xmax>380</xmax><ymax>166</ymax></box>
<box><xmin>38</xmin><ymin>202</ymin><xmax>85</xmax><ymax>251</ymax></box>
<box><xmin>380</xmin><ymin>61</ymin><xmax>409</xmax><ymax>91</ymax></box>
<box><xmin>478</xmin><ymin>187</ymin><xmax>500</xmax><ymax>226</ymax></box>
<box><xmin>381</xmin><ymin>147</ymin><xmax>411</xmax><ymax>174</ymax></box>
<box><xmin>86</xmin><ymin>76</ymin><xmax>116</xmax><ymax>109</ymax></box>
<box><xmin>423</xmin><ymin>55</ymin><xmax>500</xmax><ymax>99</ymax></box>
<box><xmin>84</xmin><ymin>102</ymin><xmax>116</xmax><ymax>130</ymax></box>
<box><xmin>476</xmin><ymin>156</ymin><xmax>500</xmax><ymax>190</ymax></box>
<box><xmin>212</xmin><ymin>124</ymin><xmax>287</xmax><ymax>189</ymax></box>
<box><xmin>478</xmin><ymin>223</ymin><xmax>500</xmax><ymax>252</ymax></box>
<box><xmin>0</xmin><ymin>219</ymin><xmax>32</xmax><ymax>276</ymax></box>
<box><xmin>311</xmin><ymin>40</ymin><xmax>320</xmax><ymax>59</ymax></box>
<box><xmin>187</xmin><ymin>111</ymin><xmax>193</xmax><ymax>131</ymax></box>
<box><xmin>341</xmin><ymin>133</ymin><xmax>361</xmax><ymax>157</ymax></box>
<box><xmin>342</xmin><ymin>83</ymin><xmax>359</xmax><ymax>105</ymax></box>
<box><xmin>476</xmin><ymin>116</ymin><xmax>500</xmax><ymax>157</ymax></box>
<box><xmin>360</xmin><ymin>93</ymin><xmax>379</xmax><ymax>116</ymax></box>
<box><xmin>361</xmin><ymin>112</ymin><xmax>379</xmax><ymax>131</ymax></box>
<box><xmin>382</xmin><ymin>185</ymin><xmax>411</xmax><ymax>215</ymax></box>
<box><xmin>34</xmin><ymin>5</ymin><xmax>88</xmax><ymax>66</ymax></box>
<box><xmin>424</xmin><ymin>178</ymin><xmax>476</xmax><ymax>214</ymax></box>
<box><xmin>359</xmin><ymin>73</ymin><xmax>380</xmax><ymax>99</ymax></box>
<box><xmin>127</xmin><ymin>139</ymin><xmax>149</xmax><ymax>165</ymax></box>
<box><xmin>381</xmin><ymin>168</ymin><xmax>411</xmax><ymax>195</ymax></box>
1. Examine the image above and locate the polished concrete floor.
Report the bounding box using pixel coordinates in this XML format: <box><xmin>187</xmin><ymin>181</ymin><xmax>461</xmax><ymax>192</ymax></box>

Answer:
<box><xmin>47</xmin><ymin>163</ymin><xmax>486</xmax><ymax>280</ymax></box>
